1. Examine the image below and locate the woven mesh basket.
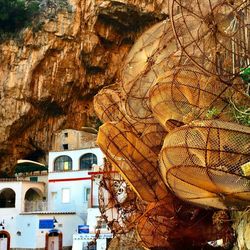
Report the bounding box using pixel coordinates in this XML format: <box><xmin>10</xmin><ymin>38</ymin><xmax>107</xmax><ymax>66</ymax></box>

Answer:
<box><xmin>97</xmin><ymin>121</ymin><xmax>169</xmax><ymax>202</ymax></box>
<box><xmin>160</xmin><ymin>120</ymin><xmax>250</xmax><ymax>209</ymax></box>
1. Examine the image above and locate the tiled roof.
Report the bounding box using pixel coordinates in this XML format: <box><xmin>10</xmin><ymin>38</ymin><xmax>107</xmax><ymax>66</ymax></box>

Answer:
<box><xmin>0</xmin><ymin>178</ymin><xmax>45</xmax><ymax>184</ymax></box>
<box><xmin>20</xmin><ymin>211</ymin><xmax>76</xmax><ymax>215</ymax></box>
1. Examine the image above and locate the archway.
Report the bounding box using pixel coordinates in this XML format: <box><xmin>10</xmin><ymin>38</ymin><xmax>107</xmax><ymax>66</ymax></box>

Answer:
<box><xmin>45</xmin><ymin>230</ymin><xmax>62</xmax><ymax>250</ymax></box>
<box><xmin>0</xmin><ymin>230</ymin><xmax>10</xmax><ymax>250</ymax></box>
<box><xmin>54</xmin><ymin>156</ymin><xmax>72</xmax><ymax>171</ymax></box>
<box><xmin>25</xmin><ymin>188</ymin><xmax>43</xmax><ymax>201</ymax></box>
<box><xmin>79</xmin><ymin>153</ymin><xmax>97</xmax><ymax>170</ymax></box>
<box><xmin>0</xmin><ymin>188</ymin><xmax>15</xmax><ymax>208</ymax></box>
<box><xmin>24</xmin><ymin>188</ymin><xmax>44</xmax><ymax>212</ymax></box>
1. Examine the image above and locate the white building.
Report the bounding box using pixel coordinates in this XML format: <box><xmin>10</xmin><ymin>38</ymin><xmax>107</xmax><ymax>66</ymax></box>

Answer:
<box><xmin>0</xmin><ymin>129</ymin><xmax>112</xmax><ymax>250</ymax></box>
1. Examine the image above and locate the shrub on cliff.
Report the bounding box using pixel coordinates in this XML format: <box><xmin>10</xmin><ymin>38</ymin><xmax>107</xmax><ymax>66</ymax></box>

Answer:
<box><xmin>0</xmin><ymin>0</ymin><xmax>39</xmax><ymax>34</ymax></box>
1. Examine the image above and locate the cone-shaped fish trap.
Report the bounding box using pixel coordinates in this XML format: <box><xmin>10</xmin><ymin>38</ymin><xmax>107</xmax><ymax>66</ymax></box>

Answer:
<box><xmin>93</xmin><ymin>86</ymin><xmax>167</xmax><ymax>153</ymax></box>
<box><xmin>121</xmin><ymin>19</ymin><xmax>189</xmax><ymax>123</ymax></box>
<box><xmin>93</xmin><ymin>86</ymin><xmax>126</xmax><ymax>123</ymax></box>
<box><xmin>97</xmin><ymin>121</ymin><xmax>169</xmax><ymax>202</ymax></box>
<box><xmin>136</xmin><ymin>200</ymin><xmax>177</xmax><ymax>249</ymax></box>
<box><xmin>170</xmin><ymin>0</ymin><xmax>250</xmax><ymax>81</ymax></box>
<box><xmin>160</xmin><ymin>120</ymin><xmax>250</xmax><ymax>209</ymax></box>
<box><xmin>149</xmin><ymin>68</ymin><xmax>242</xmax><ymax>127</ymax></box>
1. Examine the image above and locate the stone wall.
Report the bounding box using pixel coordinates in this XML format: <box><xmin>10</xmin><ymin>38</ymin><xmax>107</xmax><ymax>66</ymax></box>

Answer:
<box><xmin>0</xmin><ymin>0</ymin><xmax>167</xmax><ymax>174</ymax></box>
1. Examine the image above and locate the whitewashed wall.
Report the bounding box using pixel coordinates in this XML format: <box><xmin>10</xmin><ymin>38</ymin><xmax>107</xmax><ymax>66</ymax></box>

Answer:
<box><xmin>48</xmin><ymin>148</ymin><xmax>104</xmax><ymax>220</ymax></box>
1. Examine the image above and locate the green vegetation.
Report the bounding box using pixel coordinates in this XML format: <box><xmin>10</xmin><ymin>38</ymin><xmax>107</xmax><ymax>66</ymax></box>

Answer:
<box><xmin>232</xmin><ymin>104</ymin><xmax>250</xmax><ymax>126</ymax></box>
<box><xmin>0</xmin><ymin>0</ymin><xmax>72</xmax><ymax>41</ymax></box>
<box><xmin>240</xmin><ymin>67</ymin><xmax>250</xmax><ymax>83</ymax></box>
<box><xmin>0</xmin><ymin>0</ymin><xmax>39</xmax><ymax>35</ymax></box>
<box><xmin>206</xmin><ymin>107</ymin><xmax>220</xmax><ymax>119</ymax></box>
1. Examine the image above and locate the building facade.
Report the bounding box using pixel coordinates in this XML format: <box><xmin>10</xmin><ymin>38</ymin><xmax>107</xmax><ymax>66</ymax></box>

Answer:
<box><xmin>0</xmin><ymin>129</ymin><xmax>111</xmax><ymax>250</ymax></box>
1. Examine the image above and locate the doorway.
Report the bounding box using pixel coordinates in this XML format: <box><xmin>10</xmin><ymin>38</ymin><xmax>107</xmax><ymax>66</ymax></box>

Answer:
<box><xmin>45</xmin><ymin>230</ymin><xmax>62</xmax><ymax>250</ymax></box>
<box><xmin>0</xmin><ymin>231</ymin><xmax>10</xmax><ymax>250</ymax></box>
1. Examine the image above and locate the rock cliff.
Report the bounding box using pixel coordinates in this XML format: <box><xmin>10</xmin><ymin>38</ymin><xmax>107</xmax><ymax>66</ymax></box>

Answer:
<box><xmin>0</xmin><ymin>1</ymin><xmax>249</xmax><ymax>249</ymax></box>
<box><xmin>0</xmin><ymin>0</ymin><xmax>167</xmax><ymax>174</ymax></box>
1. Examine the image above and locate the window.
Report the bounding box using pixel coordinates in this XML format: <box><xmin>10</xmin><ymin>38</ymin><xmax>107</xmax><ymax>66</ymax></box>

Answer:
<box><xmin>62</xmin><ymin>144</ymin><xmax>68</xmax><ymax>150</ymax></box>
<box><xmin>80</xmin><ymin>153</ymin><xmax>97</xmax><ymax>170</ymax></box>
<box><xmin>30</xmin><ymin>176</ymin><xmax>38</xmax><ymax>182</ymax></box>
<box><xmin>84</xmin><ymin>188</ymin><xmax>90</xmax><ymax>202</ymax></box>
<box><xmin>64</xmin><ymin>132</ymin><xmax>68</xmax><ymax>137</ymax></box>
<box><xmin>54</xmin><ymin>155</ymin><xmax>72</xmax><ymax>171</ymax></box>
<box><xmin>51</xmin><ymin>192</ymin><xmax>57</xmax><ymax>198</ymax></box>
<box><xmin>62</xmin><ymin>188</ymin><xmax>70</xmax><ymax>203</ymax></box>
<box><xmin>0</xmin><ymin>188</ymin><xmax>16</xmax><ymax>208</ymax></box>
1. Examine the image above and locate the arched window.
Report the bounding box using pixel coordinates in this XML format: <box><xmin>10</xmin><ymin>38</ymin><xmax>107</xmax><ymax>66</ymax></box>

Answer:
<box><xmin>25</xmin><ymin>188</ymin><xmax>43</xmax><ymax>201</ymax></box>
<box><xmin>80</xmin><ymin>153</ymin><xmax>97</xmax><ymax>170</ymax></box>
<box><xmin>0</xmin><ymin>188</ymin><xmax>16</xmax><ymax>208</ymax></box>
<box><xmin>24</xmin><ymin>188</ymin><xmax>44</xmax><ymax>212</ymax></box>
<box><xmin>54</xmin><ymin>156</ymin><xmax>72</xmax><ymax>171</ymax></box>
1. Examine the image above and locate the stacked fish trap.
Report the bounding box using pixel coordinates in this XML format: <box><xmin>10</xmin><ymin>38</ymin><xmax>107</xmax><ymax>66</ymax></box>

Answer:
<box><xmin>93</xmin><ymin>0</ymin><xmax>250</xmax><ymax>248</ymax></box>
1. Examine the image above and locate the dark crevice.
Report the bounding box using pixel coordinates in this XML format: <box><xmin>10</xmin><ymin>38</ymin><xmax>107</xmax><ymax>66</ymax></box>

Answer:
<box><xmin>98</xmin><ymin>36</ymin><xmax>115</xmax><ymax>48</ymax></box>
<box><xmin>24</xmin><ymin>149</ymin><xmax>46</xmax><ymax>162</ymax></box>
<box><xmin>80</xmin><ymin>50</ymin><xmax>108</xmax><ymax>75</ymax></box>
<box><xmin>85</xmin><ymin>65</ymin><xmax>106</xmax><ymax>75</ymax></box>
<box><xmin>97</xmin><ymin>1</ymin><xmax>168</xmax><ymax>34</ymax></box>
<box><xmin>28</xmin><ymin>97</ymin><xmax>65</xmax><ymax>116</ymax></box>
<box><xmin>120</xmin><ymin>37</ymin><xmax>135</xmax><ymax>45</ymax></box>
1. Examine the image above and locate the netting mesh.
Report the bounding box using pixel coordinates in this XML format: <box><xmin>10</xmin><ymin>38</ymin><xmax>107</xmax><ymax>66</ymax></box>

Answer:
<box><xmin>149</xmin><ymin>68</ymin><xmax>248</xmax><ymax>126</ymax></box>
<box><xmin>93</xmin><ymin>0</ymin><xmax>250</xmax><ymax>247</ymax></box>
<box><xmin>121</xmin><ymin>20</ymin><xmax>191</xmax><ymax>123</ymax></box>
<box><xmin>136</xmin><ymin>200</ymin><xmax>177</xmax><ymax>249</ymax></box>
<box><xmin>98</xmin><ymin>161</ymin><xmax>144</xmax><ymax>234</ymax></box>
<box><xmin>136</xmin><ymin>200</ymin><xmax>233</xmax><ymax>249</ymax></box>
<box><xmin>170</xmin><ymin>0</ymin><xmax>250</xmax><ymax>81</ymax></box>
<box><xmin>160</xmin><ymin>120</ymin><xmax>250</xmax><ymax>209</ymax></box>
<box><xmin>97</xmin><ymin>121</ymin><xmax>169</xmax><ymax>202</ymax></box>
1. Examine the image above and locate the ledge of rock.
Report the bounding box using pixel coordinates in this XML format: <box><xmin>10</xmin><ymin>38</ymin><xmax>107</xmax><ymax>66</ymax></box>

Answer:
<box><xmin>0</xmin><ymin>0</ymin><xmax>168</xmax><ymax>174</ymax></box>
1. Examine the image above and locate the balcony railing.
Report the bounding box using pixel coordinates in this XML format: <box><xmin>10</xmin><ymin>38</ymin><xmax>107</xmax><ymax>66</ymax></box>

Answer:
<box><xmin>24</xmin><ymin>200</ymin><xmax>48</xmax><ymax>212</ymax></box>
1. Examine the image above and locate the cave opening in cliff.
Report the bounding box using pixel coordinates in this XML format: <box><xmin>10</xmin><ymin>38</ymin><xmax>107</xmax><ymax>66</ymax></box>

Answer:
<box><xmin>24</xmin><ymin>149</ymin><xmax>46</xmax><ymax>163</ymax></box>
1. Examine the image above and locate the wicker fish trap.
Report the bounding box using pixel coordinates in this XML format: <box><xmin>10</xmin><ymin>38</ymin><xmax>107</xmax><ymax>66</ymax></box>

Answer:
<box><xmin>93</xmin><ymin>86</ymin><xmax>167</xmax><ymax>153</ymax></box>
<box><xmin>97</xmin><ymin>121</ymin><xmax>169</xmax><ymax>202</ymax></box>
<box><xmin>121</xmin><ymin>19</ymin><xmax>190</xmax><ymax>123</ymax></box>
<box><xmin>160</xmin><ymin>119</ymin><xmax>250</xmax><ymax>209</ymax></box>
<box><xmin>93</xmin><ymin>86</ymin><xmax>125</xmax><ymax>123</ymax></box>
<box><xmin>149</xmin><ymin>68</ymin><xmax>247</xmax><ymax>127</ymax></box>
<box><xmin>98</xmin><ymin>161</ymin><xmax>144</xmax><ymax>234</ymax></box>
<box><xmin>169</xmin><ymin>0</ymin><xmax>250</xmax><ymax>81</ymax></box>
<box><xmin>136</xmin><ymin>200</ymin><xmax>177</xmax><ymax>249</ymax></box>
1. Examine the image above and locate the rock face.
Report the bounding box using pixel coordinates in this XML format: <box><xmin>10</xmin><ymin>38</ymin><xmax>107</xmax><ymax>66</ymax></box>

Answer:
<box><xmin>1</xmin><ymin>1</ymin><xmax>249</xmax><ymax>248</ymax></box>
<box><xmin>232</xmin><ymin>211</ymin><xmax>250</xmax><ymax>250</ymax></box>
<box><xmin>0</xmin><ymin>0</ymin><xmax>167</xmax><ymax>174</ymax></box>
